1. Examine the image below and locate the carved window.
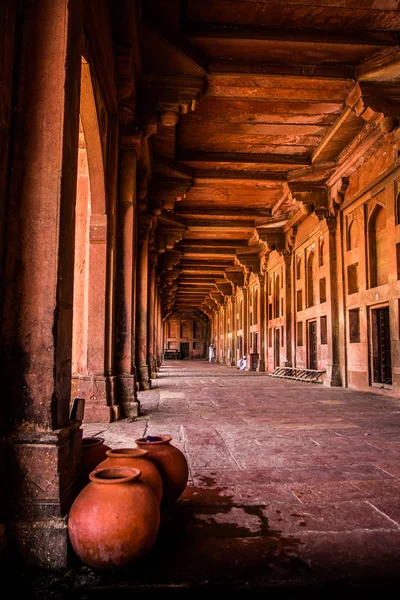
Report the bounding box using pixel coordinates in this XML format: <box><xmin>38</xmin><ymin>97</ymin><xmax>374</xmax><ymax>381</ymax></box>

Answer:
<box><xmin>349</xmin><ymin>309</ymin><xmax>360</xmax><ymax>343</ymax></box>
<box><xmin>347</xmin><ymin>264</ymin><xmax>358</xmax><ymax>295</ymax></box>
<box><xmin>320</xmin><ymin>316</ymin><xmax>327</xmax><ymax>345</ymax></box>
<box><xmin>194</xmin><ymin>321</ymin><xmax>202</xmax><ymax>339</ymax></box>
<box><xmin>181</xmin><ymin>321</ymin><xmax>190</xmax><ymax>338</ymax></box>
<box><xmin>396</xmin><ymin>180</ymin><xmax>400</xmax><ymax>225</ymax></box>
<box><xmin>369</xmin><ymin>205</ymin><xmax>388</xmax><ymax>288</ymax></box>
<box><xmin>169</xmin><ymin>321</ymin><xmax>178</xmax><ymax>338</ymax></box>
<box><xmin>319</xmin><ymin>238</ymin><xmax>324</xmax><ymax>266</ymax></box>
<box><xmin>274</xmin><ymin>274</ymin><xmax>280</xmax><ymax>318</ymax></box>
<box><xmin>319</xmin><ymin>277</ymin><xmax>327</xmax><ymax>303</ymax></box>
<box><xmin>297</xmin><ymin>290</ymin><xmax>302</xmax><ymax>312</ymax></box>
<box><xmin>253</xmin><ymin>286</ymin><xmax>258</xmax><ymax>325</ymax></box>
<box><xmin>296</xmin><ymin>256</ymin><xmax>301</xmax><ymax>280</ymax></box>
<box><xmin>347</xmin><ymin>218</ymin><xmax>357</xmax><ymax>251</ymax></box>
<box><xmin>297</xmin><ymin>322</ymin><xmax>303</xmax><ymax>346</ymax></box>
<box><xmin>306</xmin><ymin>249</ymin><xmax>315</xmax><ymax>308</ymax></box>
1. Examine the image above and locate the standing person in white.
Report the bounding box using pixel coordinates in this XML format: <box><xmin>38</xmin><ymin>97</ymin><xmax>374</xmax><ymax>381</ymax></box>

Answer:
<box><xmin>208</xmin><ymin>344</ymin><xmax>214</xmax><ymax>362</ymax></box>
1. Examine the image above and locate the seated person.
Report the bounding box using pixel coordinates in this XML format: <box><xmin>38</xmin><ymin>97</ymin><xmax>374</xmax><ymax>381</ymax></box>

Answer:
<box><xmin>237</xmin><ymin>355</ymin><xmax>247</xmax><ymax>370</ymax></box>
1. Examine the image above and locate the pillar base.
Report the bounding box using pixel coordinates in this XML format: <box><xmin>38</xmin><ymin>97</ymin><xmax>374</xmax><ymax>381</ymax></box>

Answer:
<box><xmin>71</xmin><ymin>375</ymin><xmax>120</xmax><ymax>422</ymax></box>
<box><xmin>149</xmin><ymin>357</ymin><xmax>158</xmax><ymax>380</ymax></box>
<box><xmin>323</xmin><ymin>364</ymin><xmax>342</xmax><ymax>387</ymax></box>
<box><xmin>117</xmin><ymin>374</ymin><xmax>140</xmax><ymax>418</ymax></box>
<box><xmin>138</xmin><ymin>365</ymin><xmax>151</xmax><ymax>390</ymax></box>
<box><xmin>2</xmin><ymin>423</ymin><xmax>82</xmax><ymax>569</ymax></box>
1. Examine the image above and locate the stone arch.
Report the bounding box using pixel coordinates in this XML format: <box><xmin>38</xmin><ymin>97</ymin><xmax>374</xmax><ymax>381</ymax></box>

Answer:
<box><xmin>306</xmin><ymin>248</ymin><xmax>315</xmax><ymax>308</ymax></box>
<box><xmin>369</xmin><ymin>204</ymin><xmax>388</xmax><ymax>288</ymax></box>
<box><xmin>72</xmin><ymin>58</ymin><xmax>110</xmax><ymax>417</ymax></box>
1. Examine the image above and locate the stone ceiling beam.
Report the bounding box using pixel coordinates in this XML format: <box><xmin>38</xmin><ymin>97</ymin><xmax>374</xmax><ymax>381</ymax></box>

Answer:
<box><xmin>184</xmin><ymin>22</ymin><xmax>398</xmax><ymax>49</ymax></box>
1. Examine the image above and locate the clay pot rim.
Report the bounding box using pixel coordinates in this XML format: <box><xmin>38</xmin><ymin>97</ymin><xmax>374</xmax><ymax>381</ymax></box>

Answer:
<box><xmin>82</xmin><ymin>436</ymin><xmax>105</xmax><ymax>447</ymax></box>
<box><xmin>105</xmin><ymin>448</ymin><xmax>149</xmax><ymax>458</ymax></box>
<box><xmin>135</xmin><ymin>435</ymin><xmax>172</xmax><ymax>445</ymax></box>
<box><xmin>89</xmin><ymin>467</ymin><xmax>141</xmax><ymax>484</ymax></box>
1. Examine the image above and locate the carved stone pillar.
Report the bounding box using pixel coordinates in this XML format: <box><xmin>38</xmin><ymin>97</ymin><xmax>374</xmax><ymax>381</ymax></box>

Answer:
<box><xmin>258</xmin><ymin>274</ymin><xmax>266</xmax><ymax>372</ymax></box>
<box><xmin>148</xmin><ymin>252</ymin><xmax>158</xmax><ymax>379</ymax></box>
<box><xmin>114</xmin><ymin>137</ymin><xmax>141</xmax><ymax>418</ymax></box>
<box><xmin>243</xmin><ymin>287</ymin><xmax>249</xmax><ymax>360</ymax></box>
<box><xmin>283</xmin><ymin>254</ymin><xmax>293</xmax><ymax>368</ymax></box>
<box><xmin>0</xmin><ymin>0</ymin><xmax>83</xmax><ymax>568</ymax></box>
<box><xmin>231</xmin><ymin>295</ymin><xmax>237</xmax><ymax>367</ymax></box>
<box><xmin>156</xmin><ymin>279</ymin><xmax>163</xmax><ymax>368</ymax></box>
<box><xmin>71</xmin><ymin>213</ymin><xmax>119</xmax><ymax>422</ymax></box>
<box><xmin>326</xmin><ymin>218</ymin><xmax>342</xmax><ymax>386</ymax></box>
<box><xmin>136</xmin><ymin>215</ymin><xmax>152</xmax><ymax>390</ymax></box>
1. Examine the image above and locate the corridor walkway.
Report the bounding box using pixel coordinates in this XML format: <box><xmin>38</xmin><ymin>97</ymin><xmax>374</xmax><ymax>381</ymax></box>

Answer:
<box><xmin>15</xmin><ymin>360</ymin><xmax>400</xmax><ymax>597</ymax></box>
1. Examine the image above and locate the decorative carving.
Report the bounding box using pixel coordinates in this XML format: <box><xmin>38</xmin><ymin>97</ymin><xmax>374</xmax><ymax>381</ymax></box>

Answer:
<box><xmin>159</xmin><ymin>109</ymin><xmax>179</xmax><ymax>127</ymax></box>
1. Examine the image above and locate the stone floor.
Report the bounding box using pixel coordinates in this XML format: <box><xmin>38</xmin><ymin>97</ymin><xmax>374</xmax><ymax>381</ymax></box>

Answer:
<box><xmin>9</xmin><ymin>360</ymin><xmax>400</xmax><ymax>598</ymax></box>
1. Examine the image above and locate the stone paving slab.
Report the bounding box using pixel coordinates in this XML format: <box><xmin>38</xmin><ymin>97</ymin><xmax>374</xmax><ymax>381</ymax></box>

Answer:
<box><xmin>11</xmin><ymin>359</ymin><xmax>400</xmax><ymax>597</ymax></box>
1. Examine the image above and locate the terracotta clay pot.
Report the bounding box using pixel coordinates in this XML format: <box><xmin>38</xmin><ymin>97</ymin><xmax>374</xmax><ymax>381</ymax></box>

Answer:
<box><xmin>68</xmin><ymin>467</ymin><xmax>160</xmax><ymax>570</ymax></box>
<box><xmin>135</xmin><ymin>435</ymin><xmax>188</xmax><ymax>505</ymax></box>
<box><xmin>96</xmin><ymin>448</ymin><xmax>163</xmax><ymax>504</ymax></box>
<box><xmin>80</xmin><ymin>437</ymin><xmax>111</xmax><ymax>488</ymax></box>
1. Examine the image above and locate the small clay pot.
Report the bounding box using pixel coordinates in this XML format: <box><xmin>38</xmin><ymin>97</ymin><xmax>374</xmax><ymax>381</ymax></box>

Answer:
<box><xmin>96</xmin><ymin>448</ymin><xmax>163</xmax><ymax>503</ymax></box>
<box><xmin>68</xmin><ymin>467</ymin><xmax>160</xmax><ymax>570</ymax></box>
<box><xmin>135</xmin><ymin>435</ymin><xmax>188</xmax><ymax>506</ymax></box>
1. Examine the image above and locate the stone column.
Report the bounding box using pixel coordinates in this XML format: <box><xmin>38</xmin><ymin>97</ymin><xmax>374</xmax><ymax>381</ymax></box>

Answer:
<box><xmin>0</xmin><ymin>0</ymin><xmax>83</xmax><ymax>568</ymax></box>
<box><xmin>284</xmin><ymin>254</ymin><xmax>293</xmax><ymax>368</ymax></box>
<box><xmin>148</xmin><ymin>252</ymin><xmax>158</xmax><ymax>379</ymax></box>
<box><xmin>136</xmin><ymin>214</ymin><xmax>152</xmax><ymax>390</ymax></box>
<box><xmin>243</xmin><ymin>287</ymin><xmax>249</xmax><ymax>358</ymax></box>
<box><xmin>326</xmin><ymin>218</ymin><xmax>342</xmax><ymax>386</ymax></box>
<box><xmin>258</xmin><ymin>274</ymin><xmax>266</xmax><ymax>371</ymax></box>
<box><xmin>114</xmin><ymin>138</ymin><xmax>140</xmax><ymax>418</ymax></box>
<box><xmin>155</xmin><ymin>278</ymin><xmax>162</xmax><ymax>368</ymax></box>
<box><xmin>231</xmin><ymin>295</ymin><xmax>237</xmax><ymax>366</ymax></box>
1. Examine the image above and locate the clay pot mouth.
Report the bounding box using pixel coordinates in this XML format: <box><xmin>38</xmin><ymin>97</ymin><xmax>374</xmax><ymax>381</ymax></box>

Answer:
<box><xmin>106</xmin><ymin>448</ymin><xmax>148</xmax><ymax>458</ymax></box>
<box><xmin>90</xmin><ymin>467</ymin><xmax>141</xmax><ymax>484</ymax></box>
<box><xmin>135</xmin><ymin>435</ymin><xmax>172</xmax><ymax>445</ymax></box>
<box><xmin>82</xmin><ymin>436</ymin><xmax>105</xmax><ymax>447</ymax></box>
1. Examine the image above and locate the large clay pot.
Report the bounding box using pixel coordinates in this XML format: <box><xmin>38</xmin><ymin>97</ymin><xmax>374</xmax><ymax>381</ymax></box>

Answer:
<box><xmin>135</xmin><ymin>435</ymin><xmax>188</xmax><ymax>505</ymax></box>
<box><xmin>96</xmin><ymin>448</ymin><xmax>163</xmax><ymax>504</ymax></box>
<box><xmin>68</xmin><ymin>467</ymin><xmax>160</xmax><ymax>570</ymax></box>
<box><xmin>80</xmin><ymin>437</ymin><xmax>111</xmax><ymax>489</ymax></box>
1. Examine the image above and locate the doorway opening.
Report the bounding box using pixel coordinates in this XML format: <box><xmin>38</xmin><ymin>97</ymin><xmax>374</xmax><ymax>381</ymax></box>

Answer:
<box><xmin>180</xmin><ymin>342</ymin><xmax>190</xmax><ymax>359</ymax></box>
<box><xmin>308</xmin><ymin>320</ymin><xmax>318</xmax><ymax>370</ymax></box>
<box><xmin>371</xmin><ymin>306</ymin><xmax>392</xmax><ymax>385</ymax></box>
<box><xmin>274</xmin><ymin>328</ymin><xmax>280</xmax><ymax>368</ymax></box>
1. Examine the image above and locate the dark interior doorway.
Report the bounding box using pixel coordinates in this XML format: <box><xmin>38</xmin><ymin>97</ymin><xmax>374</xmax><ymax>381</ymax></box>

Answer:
<box><xmin>372</xmin><ymin>306</ymin><xmax>392</xmax><ymax>385</ymax></box>
<box><xmin>274</xmin><ymin>328</ymin><xmax>280</xmax><ymax>368</ymax></box>
<box><xmin>180</xmin><ymin>342</ymin><xmax>190</xmax><ymax>359</ymax></box>
<box><xmin>308</xmin><ymin>320</ymin><xmax>318</xmax><ymax>370</ymax></box>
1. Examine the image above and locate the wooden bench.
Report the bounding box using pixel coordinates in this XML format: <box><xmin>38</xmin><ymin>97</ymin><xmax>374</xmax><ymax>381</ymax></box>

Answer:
<box><xmin>163</xmin><ymin>349</ymin><xmax>181</xmax><ymax>360</ymax></box>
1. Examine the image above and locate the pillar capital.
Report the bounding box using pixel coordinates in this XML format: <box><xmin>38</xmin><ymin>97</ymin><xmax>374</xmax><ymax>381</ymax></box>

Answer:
<box><xmin>138</xmin><ymin>214</ymin><xmax>153</xmax><ymax>241</ymax></box>
<box><xmin>119</xmin><ymin>127</ymin><xmax>144</xmax><ymax>158</ymax></box>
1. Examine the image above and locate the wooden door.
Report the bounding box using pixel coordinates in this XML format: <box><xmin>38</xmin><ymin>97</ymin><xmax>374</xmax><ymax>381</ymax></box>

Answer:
<box><xmin>372</xmin><ymin>307</ymin><xmax>392</xmax><ymax>384</ymax></box>
<box><xmin>308</xmin><ymin>320</ymin><xmax>318</xmax><ymax>370</ymax></box>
